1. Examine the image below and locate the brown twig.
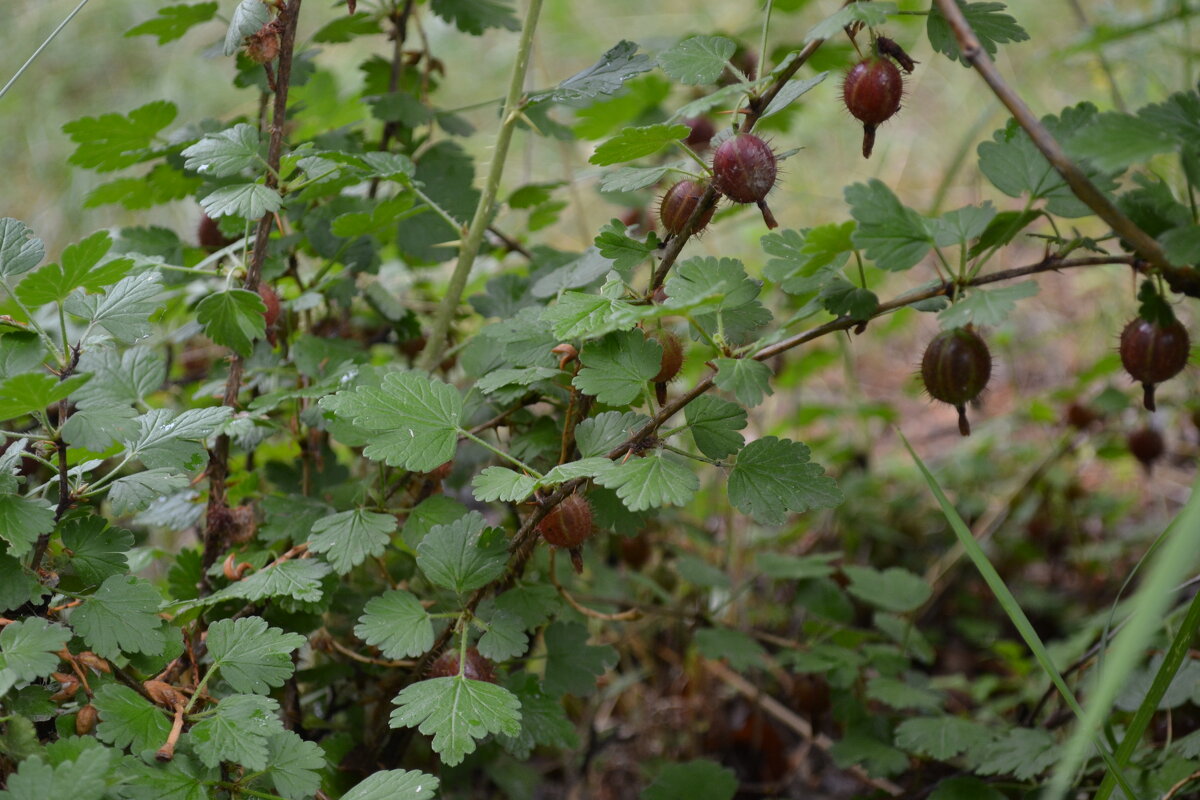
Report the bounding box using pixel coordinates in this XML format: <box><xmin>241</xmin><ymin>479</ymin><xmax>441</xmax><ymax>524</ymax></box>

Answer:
<box><xmin>325</xmin><ymin>634</ymin><xmax>415</xmax><ymax>668</ymax></box>
<box><xmin>548</xmin><ymin>549</ymin><xmax>641</xmax><ymax>621</ymax></box>
<box><xmin>487</xmin><ymin>225</ymin><xmax>533</xmax><ymax>259</ymax></box>
<box><xmin>30</xmin><ymin>343</ymin><xmax>82</xmax><ymax>572</ymax></box>
<box><xmin>367</xmin><ymin>0</ymin><xmax>417</xmax><ymax>200</ymax></box>
<box><xmin>1164</xmin><ymin>768</ymin><xmax>1200</xmax><ymax>800</ymax></box>
<box><xmin>704</xmin><ymin>659</ymin><xmax>903</xmax><ymax>797</ymax></box>
<box><xmin>48</xmin><ymin>599</ymin><xmax>83</xmax><ymax>614</ymax></box>
<box><xmin>929</xmin><ymin>0</ymin><xmax>1173</xmax><ymax>276</ymax></box>
<box><xmin>155</xmin><ymin>703</ymin><xmax>186</xmax><ymax>762</ymax></box>
<box><xmin>463</xmin><ymin>401</ymin><xmax>529</xmax><ymax>438</ymax></box>
<box><xmin>203</xmin><ymin>0</ymin><xmax>304</xmax><ymax>590</ymax></box>
<box><xmin>408</xmin><ymin>252</ymin><xmax>1138</xmax><ymax>678</ymax></box>
<box><xmin>755</xmin><ymin>254</ymin><xmax>1140</xmax><ymax>364</ymax></box>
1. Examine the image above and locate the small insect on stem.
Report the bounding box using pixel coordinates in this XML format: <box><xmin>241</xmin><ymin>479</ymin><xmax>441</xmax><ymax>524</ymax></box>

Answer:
<box><xmin>875</xmin><ymin>36</ymin><xmax>917</xmax><ymax>73</ymax></box>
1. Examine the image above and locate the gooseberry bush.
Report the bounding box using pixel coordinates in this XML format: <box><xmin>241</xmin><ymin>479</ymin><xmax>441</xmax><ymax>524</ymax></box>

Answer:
<box><xmin>2</xmin><ymin>1</ymin><xmax>1200</xmax><ymax>798</ymax></box>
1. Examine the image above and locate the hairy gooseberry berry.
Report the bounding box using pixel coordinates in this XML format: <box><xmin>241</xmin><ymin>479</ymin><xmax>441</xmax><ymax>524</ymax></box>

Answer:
<box><xmin>1064</xmin><ymin>402</ymin><xmax>1101</xmax><ymax>430</ymax></box>
<box><xmin>619</xmin><ymin>531</ymin><xmax>652</xmax><ymax>570</ymax></box>
<box><xmin>682</xmin><ymin>117</ymin><xmax>717</xmax><ymax>152</ymax></box>
<box><xmin>619</xmin><ymin>206</ymin><xmax>655</xmax><ymax>236</ymax></box>
<box><xmin>658</xmin><ymin>179</ymin><xmax>715</xmax><ymax>236</ymax></box>
<box><xmin>258</xmin><ymin>285</ymin><xmax>281</xmax><ymax>329</ymax></box>
<box><xmin>538</xmin><ymin>494</ymin><xmax>593</xmax><ymax>550</ymax></box>
<box><xmin>843</xmin><ymin>57</ymin><xmax>903</xmax><ymax>158</ymax></box>
<box><xmin>711</xmin><ymin>133</ymin><xmax>779</xmax><ymax>229</ymax></box>
<box><xmin>1120</xmin><ymin>317</ymin><xmax>1190</xmax><ymax>411</ymax></box>
<box><xmin>650</xmin><ymin>330</ymin><xmax>684</xmax><ymax>383</ymax></box>
<box><xmin>650</xmin><ymin>329</ymin><xmax>684</xmax><ymax>404</ymax></box>
<box><xmin>920</xmin><ymin>326</ymin><xmax>992</xmax><ymax>436</ymax></box>
<box><xmin>197</xmin><ymin>213</ymin><xmax>233</xmax><ymax>251</ymax></box>
<box><xmin>424</xmin><ymin>460</ymin><xmax>453</xmax><ymax>483</ymax></box>
<box><xmin>1127</xmin><ymin>426</ymin><xmax>1165</xmax><ymax>472</ymax></box>
<box><xmin>429</xmin><ymin>647</ymin><xmax>497</xmax><ymax>682</ymax></box>
<box><xmin>537</xmin><ymin>493</ymin><xmax>593</xmax><ymax>574</ymax></box>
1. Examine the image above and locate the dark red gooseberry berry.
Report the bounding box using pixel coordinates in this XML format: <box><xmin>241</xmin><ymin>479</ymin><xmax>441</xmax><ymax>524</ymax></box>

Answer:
<box><xmin>618</xmin><ymin>531</ymin><xmax>652</xmax><ymax>570</ymax></box>
<box><xmin>711</xmin><ymin>133</ymin><xmax>779</xmax><ymax>229</ymax></box>
<box><xmin>399</xmin><ymin>333</ymin><xmax>457</xmax><ymax>371</ymax></box>
<box><xmin>538</xmin><ymin>494</ymin><xmax>593</xmax><ymax>574</ymax></box>
<box><xmin>258</xmin><ymin>285</ymin><xmax>281</xmax><ymax>329</ymax></box>
<box><xmin>399</xmin><ymin>334</ymin><xmax>427</xmax><ymax>359</ymax></box>
<box><xmin>1119</xmin><ymin>317</ymin><xmax>1190</xmax><ymax>411</ymax></box>
<box><xmin>429</xmin><ymin>647</ymin><xmax>496</xmax><ymax>682</ymax></box>
<box><xmin>197</xmin><ymin>213</ymin><xmax>233</xmax><ymax>251</ymax></box>
<box><xmin>682</xmin><ymin>117</ymin><xmax>717</xmax><ymax>152</ymax></box>
<box><xmin>1064</xmin><ymin>402</ymin><xmax>1100</xmax><ymax>430</ymax></box>
<box><xmin>651</xmin><ymin>329</ymin><xmax>684</xmax><ymax>404</ymax></box>
<box><xmin>650</xmin><ymin>330</ymin><xmax>684</xmax><ymax>383</ymax></box>
<box><xmin>179</xmin><ymin>343</ymin><xmax>213</xmax><ymax>381</ymax></box>
<box><xmin>920</xmin><ymin>326</ymin><xmax>992</xmax><ymax>437</ymax></box>
<box><xmin>843</xmin><ymin>57</ymin><xmax>904</xmax><ymax>158</ymax></box>
<box><xmin>424</xmin><ymin>459</ymin><xmax>453</xmax><ymax>483</ymax></box>
<box><xmin>792</xmin><ymin>674</ymin><xmax>832</xmax><ymax>718</ymax></box>
<box><xmin>1025</xmin><ymin>516</ymin><xmax>1054</xmax><ymax>543</ymax></box>
<box><xmin>658</xmin><ymin>179</ymin><xmax>715</xmax><ymax>236</ymax></box>
<box><xmin>619</xmin><ymin>206</ymin><xmax>655</xmax><ymax>236</ymax></box>
<box><xmin>1127</xmin><ymin>426</ymin><xmax>1165</xmax><ymax>472</ymax></box>
<box><xmin>537</xmin><ymin>494</ymin><xmax>593</xmax><ymax>550</ymax></box>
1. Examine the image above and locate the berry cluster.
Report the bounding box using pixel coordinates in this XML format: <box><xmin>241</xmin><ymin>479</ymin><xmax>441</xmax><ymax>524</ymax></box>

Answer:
<box><xmin>657</xmin><ymin>131</ymin><xmax>780</xmax><ymax>234</ymax></box>
<box><xmin>650</xmin><ymin>35</ymin><xmax>920</xmax><ymax>239</ymax></box>
<box><xmin>647</xmin><ymin>38</ymin><xmax>1190</xmax><ymax>450</ymax></box>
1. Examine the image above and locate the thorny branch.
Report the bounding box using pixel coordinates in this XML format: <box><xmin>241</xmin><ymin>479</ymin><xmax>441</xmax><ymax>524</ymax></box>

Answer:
<box><xmin>30</xmin><ymin>343</ymin><xmax>82</xmax><ymax>572</ymax></box>
<box><xmin>409</xmin><ymin>252</ymin><xmax>1142</xmax><ymax>672</ymax></box>
<box><xmin>367</xmin><ymin>0</ymin><xmax>417</xmax><ymax>200</ymax></box>
<box><xmin>203</xmin><ymin>0</ymin><xmax>303</xmax><ymax>589</ymax></box>
<box><xmin>929</xmin><ymin>0</ymin><xmax>1200</xmax><ymax>298</ymax></box>
<box><xmin>649</xmin><ymin>37</ymin><xmax>826</xmax><ymax>291</ymax></box>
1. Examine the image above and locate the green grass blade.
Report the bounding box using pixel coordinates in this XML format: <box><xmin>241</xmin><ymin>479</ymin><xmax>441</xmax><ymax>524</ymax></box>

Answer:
<box><xmin>1058</xmin><ymin>471</ymin><xmax>1200</xmax><ymax>800</ymax></box>
<box><xmin>1094</xmin><ymin>586</ymin><xmax>1200</xmax><ymax>800</ymax></box>
<box><xmin>898</xmin><ymin>431</ymin><xmax>1136</xmax><ymax>799</ymax></box>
